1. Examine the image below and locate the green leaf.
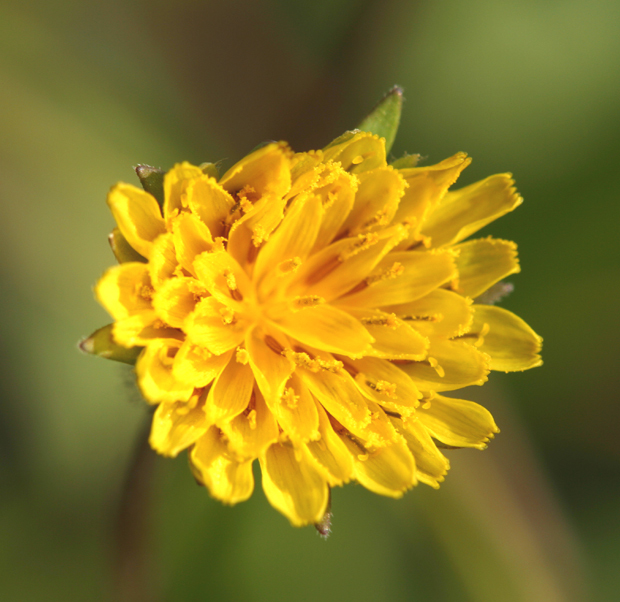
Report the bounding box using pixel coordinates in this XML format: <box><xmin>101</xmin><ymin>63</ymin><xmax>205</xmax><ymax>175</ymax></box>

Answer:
<box><xmin>108</xmin><ymin>227</ymin><xmax>147</xmax><ymax>264</ymax></box>
<box><xmin>79</xmin><ymin>324</ymin><xmax>142</xmax><ymax>365</ymax></box>
<box><xmin>357</xmin><ymin>86</ymin><xmax>403</xmax><ymax>155</ymax></box>
<box><xmin>135</xmin><ymin>164</ymin><xmax>165</xmax><ymax>208</ymax></box>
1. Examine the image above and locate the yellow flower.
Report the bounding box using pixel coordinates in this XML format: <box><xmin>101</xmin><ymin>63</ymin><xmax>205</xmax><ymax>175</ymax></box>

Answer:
<box><xmin>91</xmin><ymin>129</ymin><xmax>541</xmax><ymax>527</ymax></box>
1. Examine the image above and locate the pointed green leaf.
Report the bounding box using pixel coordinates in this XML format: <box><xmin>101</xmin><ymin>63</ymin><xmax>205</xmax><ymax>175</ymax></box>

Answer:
<box><xmin>79</xmin><ymin>324</ymin><xmax>142</xmax><ymax>364</ymax></box>
<box><xmin>135</xmin><ymin>164</ymin><xmax>165</xmax><ymax>208</ymax></box>
<box><xmin>108</xmin><ymin>227</ymin><xmax>147</xmax><ymax>264</ymax></box>
<box><xmin>357</xmin><ymin>86</ymin><xmax>403</xmax><ymax>155</ymax></box>
<box><xmin>200</xmin><ymin>162</ymin><xmax>220</xmax><ymax>179</ymax></box>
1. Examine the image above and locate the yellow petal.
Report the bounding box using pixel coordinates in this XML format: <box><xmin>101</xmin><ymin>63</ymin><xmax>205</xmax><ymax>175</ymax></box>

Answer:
<box><xmin>186</xmin><ymin>175</ymin><xmax>235</xmax><ymax>238</ymax></box>
<box><xmin>254</xmin><ymin>193</ymin><xmax>322</xmax><ymax>288</ymax></box>
<box><xmin>470</xmin><ymin>304</ymin><xmax>543</xmax><ymax>371</ymax></box>
<box><xmin>185</xmin><ymin>297</ymin><xmax>247</xmax><ymax>355</ymax></box>
<box><xmin>393</xmin><ymin>153</ymin><xmax>471</xmax><ymax>247</ymax></box>
<box><xmin>220</xmin><ymin>386</ymin><xmax>279</xmax><ymax>459</ymax></box>
<box><xmin>260</xmin><ymin>442</ymin><xmax>329</xmax><ymax>526</ymax></box>
<box><xmin>245</xmin><ymin>327</ymin><xmax>294</xmax><ymax>405</ymax></box>
<box><xmin>193</xmin><ymin>250</ymin><xmax>253</xmax><ymax>306</ymax></box>
<box><xmin>339</xmin><ymin>434</ymin><xmax>416</xmax><ymax>498</ymax></box>
<box><xmin>149</xmin><ymin>397</ymin><xmax>209</xmax><ymax>457</ymax></box>
<box><xmin>206</xmin><ymin>356</ymin><xmax>255</xmax><ymax>425</ymax></box>
<box><xmin>417</xmin><ymin>394</ymin><xmax>499</xmax><ymax>450</ymax></box>
<box><xmin>107</xmin><ymin>183</ymin><xmax>166</xmax><ymax>259</ymax></box>
<box><xmin>112</xmin><ymin>311</ymin><xmax>180</xmax><ymax>348</ymax></box>
<box><xmin>345</xmin><ymin>307</ymin><xmax>429</xmax><ymax>360</ymax></box>
<box><xmin>347</xmin><ymin>357</ymin><xmax>422</xmax><ymax>416</ymax></box>
<box><xmin>148</xmin><ymin>232</ymin><xmax>179</xmax><ymax>288</ymax></box>
<box><xmin>96</xmin><ymin>262</ymin><xmax>152</xmax><ymax>320</ymax></box>
<box><xmin>310</xmin><ymin>162</ymin><xmax>357</xmax><ymax>252</ymax></box>
<box><xmin>453</xmin><ymin>237</ymin><xmax>520</xmax><ymax>298</ymax></box>
<box><xmin>135</xmin><ymin>340</ymin><xmax>196</xmax><ymax>404</ymax></box>
<box><xmin>152</xmin><ymin>277</ymin><xmax>199</xmax><ymax>328</ymax></box>
<box><xmin>266</xmin><ymin>374</ymin><xmax>320</xmax><ymax>444</ymax></box>
<box><xmin>220</xmin><ymin>142</ymin><xmax>292</xmax><ymax>198</ymax></box>
<box><xmin>341</xmin><ymin>249</ymin><xmax>457</xmax><ymax>308</ymax></box>
<box><xmin>423</xmin><ymin>174</ymin><xmax>522</xmax><ymax>247</ymax></box>
<box><xmin>403</xmin><ymin>338</ymin><xmax>490</xmax><ymax>392</ymax></box>
<box><xmin>171</xmin><ymin>211</ymin><xmax>214</xmax><ymax>276</ymax></box>
<box><xmin>299</xmin><ymin>360</ymin><xmax>372</xmax><ymax>440</ymax></box>
<box><xmin>292</xmin><ymin>224</ymin><xmax>407</xmax><ymax>302</ymax></box>
<box><xmin>172</xmin><ymin>343</ymin><xmax>231</xmax><ymax>388</ymax></box>
<box><xmin>163</xmin><ymin>162</ymin><xmax>204</xmax><ymax>219</ymax></box>
<box><xmin>383</xmin><ymin>289</ymin><xmax>473</xmax><ymax>338</ymax></box>
<box><xmin>338</xmin><ymin>166</ymin><xmax>406</xmax><ymax>236</ymax></box>
<box><xmin>394</xmin><ymin>416</ymin><xmax>449</xmax><ymax>488</ymax></box>
<box><xmin>190</xmin><ymin>426</ymin><xmax>254</xmax><ymax>505</ymax></box>
<box><xmin>273</xmin><ymin>304</ymin><xmax>373</xmax><ymax>357</ymax></box>
<box><xmin>322</xmin><ymin>131</ymin><xmax>386</xmax><ymax>174</ymax></box>
<box><xmin>306</xmin><ymin>403</ymin><xmax>354</xmax><ymax>486</ymax></box>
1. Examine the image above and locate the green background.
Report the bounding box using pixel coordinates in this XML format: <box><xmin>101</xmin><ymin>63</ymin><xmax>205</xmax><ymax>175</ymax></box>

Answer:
<box><xmin>1</xmin><ymin>1</ymin><xmax>618</xmax><ymax>600</ymax></box>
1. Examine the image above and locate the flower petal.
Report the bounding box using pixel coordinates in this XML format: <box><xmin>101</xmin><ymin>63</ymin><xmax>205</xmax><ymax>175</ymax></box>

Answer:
<box><xmin>163</xmin><ymin>162</ymin><xmax>204</xmax><ymax>219</ymax></box>
<box><xmin>273</xmin><ymin>304</ymin><xmax>373</xmax><ymax>357</ymax></box>
<box><xmin>267</xmin><ymin>374</ymin><xmax>320</xmax><ymax>443</ymax></box>
<box><xmin>470</xmin><ymin>304</ymin><xmax>543</xmax><ymax>371</ymax></box>
<box><xmin>322</xmin><ymin>131</ymin><xmax>386</xmax><ymax>174</ymax></box>
<box><xmin>254</xmin><ymin>193</ymin><xmax>322</xmax><ymax>288</ymax></box>
<box><xmin>206</xmin><ymin>356</ymin><xmax>255</xmax><ymax>425</ymax></box>
<box><xmin>417</xmin><ymin>394</ymin><xmax>499</xmax><ymax>450</ymax></box>
<box><xmin>260</xmin><ymin>442</ymin><xmax>329</xmax><ymax>526</ymax></box>
<box><xmin>193</xmin><ymin>249</ymin><xmax>254</xmax><ymax>305</ymax></box>
<box><xmin>149</xmin><ymin>397</ymin><xmax>209</xmax><ymax>457</ymax></box>
<box><xmin>245</xmin><ymin>327</ymin><xmax>294</xmax><ymax>405</ymax></box>
<box><xmin>423</xmin><ymin>174</ymin><xmax>522</xmax><ymax>247</ymax></box>
<box><xmin>306</xmin><ymin>403</ymin><xmax>354</xmax><ymax>486</ymax></box>
<box><xmin>341</xmin><ymin>249</ymin><xmax>457</xmax><ymax>308</ymax></box>
<box><xmin>152</xmin><ymin>276</ymin><xmax>200</xmax><ymax>328</ymax></box>
<box><xmin>190</xmin><ymin>426</ymin><xmax>254</xmax><ymax>505</ymax></box>
<box><xmin>347</xmin><ymin>356</ymin><xmax>422</xmax><ymax>416</ymax></box>
<box><xmin>453</xmin><ymin>237</ymin><xmax>520</xmax><ymax>298</ymax></box>
<box><xmin>107</xmin><ymin>183</ymin><xmax>166</xmax><ymax>259</ymax></box>
<box><xmin>339</xmin><ymin>434</ymin><xmax>416</xmax><ymax>497</ymax></box>
<box><xmin>338</xmin><ymin>166</ymin><xmax>406</xmax><ymax>236</ymax></box>
<box><xmin>171</xmin><ymin>211</ymin><xmax>214</xmax><ymax>276</ymax></box>
<box><xmin>185</xmin><ymin>297</ymin><xmax>247</xmax><ymax>355</ymax></box>
<box><xmin>345</xmin><ymin>307</ymin><xmax>429</xmax><ymax>360</ymax></box>
<box><xmin>186</xmin><ymin>175</ymin><xmax>235</xmax><ymax>238</ymax></box>
<box><xmin>96</xmin><ymin>262</ymin><xmax>153</xmax><ymax>321</ymax></box>
<box><xmin>310</xmin><ymin>163</ymin><xmax>357</xmax><ymax>251</ymax></box>
<box><xmin>220</xmin><ymin>387</ymin><xmax>279</xmax><ymax>460</ymax></box>
<box><xmin>172</xmin><ymin>343</ymin><xmax>231</xmax><ymax>388</ymax></box>
<box><xmin>148</xmin><ymin>232</ymin><xmax>179</xmax><ymax>288</ymax></box>
<box><xmin>383</xmin><ymin>289</ymin><xmax>473</xmax><ymax>338</ymax></box>
<box><xmin>393</xmin><ymin>153</ymin><xmax>471</xmax><ymax>246</ymax></box>
<box><xmin>403</xmin><ymin>339</ymin><xmax>490</xmax><ymax>392</ymax></box>
<box><xmin>136</xmin><ymin>340</ymin><xmax>196</xmax><ymax>404</ymax></box>
<box><xmin>394</xmin><ymin>417</ymin><xmax>449</xmax><ymax>488</ymax></box>
<box><xmin>220</xmin><ymin>142</ymin><xmax>292</xmax><ymax>198</ymax></box>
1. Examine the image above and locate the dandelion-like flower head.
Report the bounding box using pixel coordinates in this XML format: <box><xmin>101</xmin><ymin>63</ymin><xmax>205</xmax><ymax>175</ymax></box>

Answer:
<box><xmin>91</xmin><ymin>129</ymin><xmax>542</xmax><ymax>526</ymax></box>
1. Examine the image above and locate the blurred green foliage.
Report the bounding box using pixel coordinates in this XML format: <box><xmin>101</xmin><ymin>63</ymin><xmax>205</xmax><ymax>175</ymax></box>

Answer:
<box><xmin>1</xmin><ymin>0</ymin><xmax>619</xmax><ymax>600</ymax></box>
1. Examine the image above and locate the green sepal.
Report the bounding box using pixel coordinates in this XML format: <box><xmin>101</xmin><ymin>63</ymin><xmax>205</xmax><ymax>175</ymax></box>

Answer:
<box><xmin>108</xmin><ymin>227</ymin><xmax>147</xmax><ymax>264</ymax></box>
<box><xmin>79</xmin><ymin>324</ymin><xmax>142</xmax><ymax>365</ymax></box>
<box><xmin>356</xmin><ymin>86</ymin><xmax>403</xmax><ymax>155</ymax></box>
<box><xmin>199</xmin><ymin>162</ymin><xmax>220</xmax><ymax>180</ymax></box>
<box><xmin>323</xmin><ymin>130</ymin><xmax>359</xmax><ymax>151</ymax></box>
<box><xmin>391</xmin><ymin>153</ymin><xmax>421</xmax><ymax>169</ymax></box>
<box><xmin>135</xmin><ymin>164</ymin><xmax>165</xmax><ymax>208</ymax></box>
